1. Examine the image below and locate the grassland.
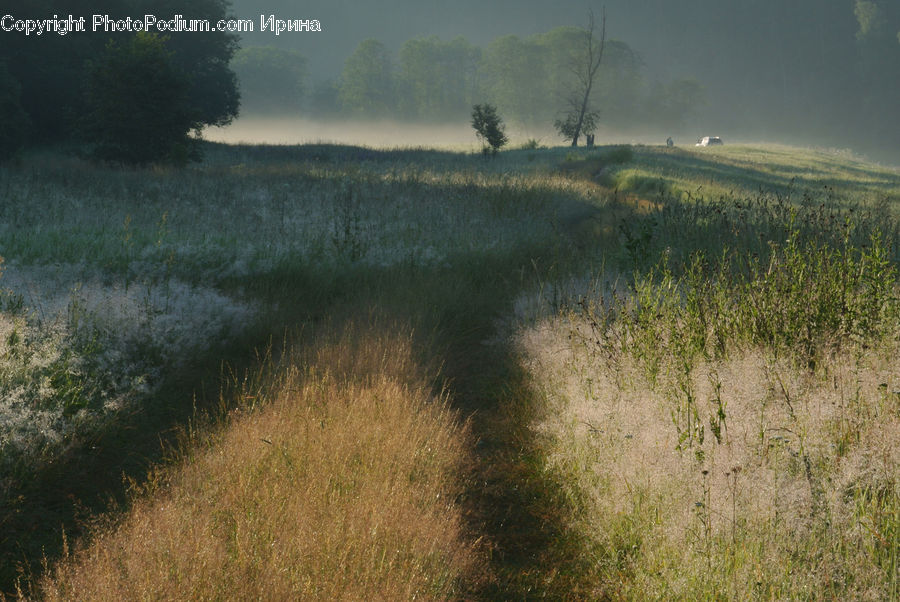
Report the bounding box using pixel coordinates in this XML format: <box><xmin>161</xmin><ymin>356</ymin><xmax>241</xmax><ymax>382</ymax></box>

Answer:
<box><xmin>1</xmin><ymin>141</ymin><xmax>898</xmax><ymax>599</ymax></box>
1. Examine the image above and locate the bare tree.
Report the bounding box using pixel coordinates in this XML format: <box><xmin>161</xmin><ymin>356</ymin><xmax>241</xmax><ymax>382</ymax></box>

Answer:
<box><xmin>555</xmin><ymin>6</ymin><xmax>607</xmax><ymax>147</ymax></box>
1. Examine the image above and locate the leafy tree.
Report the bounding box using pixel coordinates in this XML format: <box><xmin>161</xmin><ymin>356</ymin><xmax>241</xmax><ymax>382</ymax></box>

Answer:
<box><xmin>339</xmin><ymin>39</ymin><xmax>394</xmax><ymax>116</ymax></box>
<box><xmin>397</xmin><ymin>36</ymin><xmax>482</xmax><ymax>119</ymax></box>
<box><xmin>0</xmin><ymin>61</ymin><xmax>30</xmax><ymax>161</ymax></box>
<box><xmin>82</xmin><ymin>33</ymin><xmax>198</xmax><ymax>165</ymax></box>
<box><xmin>233</xmin><ymin>46</ymin><xmax>307</xmax><ymax>114</ymax></box>
<box><xmin>483</xmin><ymin>35</ymin><xmax>549</xmax><ymax>126</ymax></box>
<box><xmin>471</xmin><ymin>103</ymin><xmax>508</xmax><ymax>155</ymax></box>
<box><xmin>554</xmin><ymin>111</ymin><xmax>598</xmax><ymax>145</ymax></box>
<box><xmin>135</xmin><ymin>0</ymin><xmax>239</xmax><ymax>128</ymax></box>
<box><xmin>0</xmin><ymin>0</ymin><xmax>238</xmax><ymax>151</ymax></box>
<box><xmin>855</xmin><ymin>0</ymin><xmax>883</xmax><ymax>39</ymax></box>
<box><xmin>309</xmin><ymin>79</ymin><xmax>342</xmax><ymax>116</ymax></box>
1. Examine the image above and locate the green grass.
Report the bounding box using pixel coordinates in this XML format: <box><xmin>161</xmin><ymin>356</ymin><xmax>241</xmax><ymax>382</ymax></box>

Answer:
<box><xmin>516</xmin><ymin>143</ymin><xmax>900</xmax><ymax>599</ymax></box>
<box><xmin>2</xmin><ymin>140</ymin><xmax>899</xmax><ymax>599</ymax></box>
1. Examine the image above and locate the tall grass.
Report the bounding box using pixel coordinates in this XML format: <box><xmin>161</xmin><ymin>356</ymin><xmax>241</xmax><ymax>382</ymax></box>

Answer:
<box><xmin>1</xmin><ymin>142</ymin><xmax>580</xmax><ymax>596</ymax></box>
<box><xmin>31</xmin><ymin>325</ymin><xmax>481</xmax><ymax>600</ymax></box>
<box><xmin>6</xmin><ymin>140</ymin><xmax>900</xmax><ymax>598</ymax></box>
<box><xmin>518</xmin><ymin>165</ymin><xmax>900</xmax><ymax>599</ymax></box>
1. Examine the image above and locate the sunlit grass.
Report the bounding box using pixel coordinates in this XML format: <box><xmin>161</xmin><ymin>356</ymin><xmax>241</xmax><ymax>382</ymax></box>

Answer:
<box><xmin>514</xmin><ymin>158</ymin><xmax>900</xmax><ymax>599</ymax></box>
<box><xmin>34</xmin><ymin>326</ymin><xmax>481</xmax><ymax>601</ymax></box>
<box><xmin>4</xmin><ymin>139</ymin><xmax>900</xmax><ymax>598</ymax></box>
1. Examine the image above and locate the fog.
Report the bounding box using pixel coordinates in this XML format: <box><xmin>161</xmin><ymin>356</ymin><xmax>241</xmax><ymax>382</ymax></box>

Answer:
<box><xmin>204</xmin><ymin>117</ymin><xmax>749</xmax><ymax>151</ymax></box>
<box><xmin>205</xmin><ymin>117</ymin><xmax>493</xmax><ymax>148</ymax></box>
<box><xmin>221</xmin><ymin>0</ymin><xmax>899</xmax><ymax>163</ymax></box>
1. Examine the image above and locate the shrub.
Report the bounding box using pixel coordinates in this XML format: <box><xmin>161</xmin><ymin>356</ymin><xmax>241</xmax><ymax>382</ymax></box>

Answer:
<box><xmin>0</xmin><ymin>61</ymin><xmax>30</xmax><ymax>161</ymax></box>
<box><xmin>82</xmin><ymin>33</ymin><xmax>200</xmax><ymax>166</ymax></box>
<box><xmin>471</xmin><ymin>104</ymin><xmax>509</xmax><ymax>156</ymax></box>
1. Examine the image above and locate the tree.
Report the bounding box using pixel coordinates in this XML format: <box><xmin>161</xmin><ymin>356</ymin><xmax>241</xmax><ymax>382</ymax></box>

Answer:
<box><xmin>135</xmin><ymin>0</ymin><xmax>239</xmax><ymax>128</ymax></box>
<box><xmin>554</xmin><ymin>6</ymin><xmax>607</xmax><ymax>146</ymax></box>
<box><xmin>0</xmin><ymin>61</ymin><xmax>30</xmax><ymax>161</ymax></box>
<box><xmin>309</xmin><ymin>79</ymin><xmax>341</xmax><ymax>116</ymax></box>
<box><xmin>471</xmin><ymin>104</ymin><xmax>508</xmax><ymax>155</ymax></box>
<box><xmin>339</xmin><ymin>39</ymin><xmax>394</xmax><ymax>116</ymax></box>
<box><xmin>397</xmin><ymin>36</ymin><xmax>482</xmax><ymax>119</ymax></box>
<box><xmin>483</xmin><ymin>34</ymin><xmax>549</xmax><ymax>126</ymax></box>
<box><xmin>82</xmin><ymin>33</ymin><xmax>198</xmax><ymax>165</ymax></box>
<box><xmin>233</xmin><ymin>46</ymin><xmax>307</xmax><ymax>114</ymax></box>
<box><xmin>0</xmin><ymin>0</ymin><xmax>239</xmax><ymax>153</ymax></box>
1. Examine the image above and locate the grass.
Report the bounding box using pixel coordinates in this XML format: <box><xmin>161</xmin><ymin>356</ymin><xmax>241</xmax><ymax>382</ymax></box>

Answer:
<box><xmin>32</xmin><ymin>325</ymin><xmax>479</xmax><ymax>601</ymax></box>
<box><xmin>515</xmin><ymin>144</ymin><xmax>900</xmax><ymax>599</ymax></box>
<box><xmin>2</xmin><ymin>139</ymin><xmax>899</xmax><ymax>599</ymax></box>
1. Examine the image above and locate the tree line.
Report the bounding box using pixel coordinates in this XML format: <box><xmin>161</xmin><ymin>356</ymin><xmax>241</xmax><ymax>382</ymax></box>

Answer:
<box><xmin>236</xmin><ymin>29</ymin><xmax>704</xmax><ymax>134</ymax></box>
<box><xmin>238</xmin><ymin>0</ymin><xmax>900</xmax><ymax>156</ymax></box>
<box><xmin>2</xmin><ymin>0</ymin><xmax>898</xmax><ymax>163</ymax></box>
<box><xmin>0</xmin><ymin>0</ymin><xmax>238</xmax><ymax>163</ymax></box>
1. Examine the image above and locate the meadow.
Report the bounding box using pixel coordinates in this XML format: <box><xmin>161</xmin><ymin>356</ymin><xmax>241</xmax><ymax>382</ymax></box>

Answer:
<box><xmin>1</xmin><ymin>140</ymin><xmax>898</xmax><ymax>599</ymax></box>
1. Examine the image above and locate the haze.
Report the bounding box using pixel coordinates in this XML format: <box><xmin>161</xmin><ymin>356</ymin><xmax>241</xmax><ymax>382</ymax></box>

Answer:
<box><xmin>221</xmin><ymin>0</ymin><xmax>899</xmax><ymax>164</ymax></box>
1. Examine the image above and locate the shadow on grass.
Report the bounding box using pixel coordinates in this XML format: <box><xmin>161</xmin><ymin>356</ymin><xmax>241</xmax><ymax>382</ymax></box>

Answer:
<box><xmin>12</xmin><ymin>140</ymin><xmax>876</xmax><ymax>598</ymax></box>
<box><xmin>0</xmin><ymin>154</ymin><xmax>610</xmax><ymax>598</ymax></box>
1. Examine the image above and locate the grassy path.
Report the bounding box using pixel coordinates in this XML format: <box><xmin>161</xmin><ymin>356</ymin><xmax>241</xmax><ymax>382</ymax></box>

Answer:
<box><xmin>261</xmin><ymin>247</ymin><xmax>601</xmax><ymax>596</ymax></box>
<box><xmin>1</xmin><ymin>143</ymin><xmax>624</xmax><ymax>597</ymax></box>
<box><xmin>408</xmin><ymin>256</ymin><xmax>595</xmax><ymax>598</ymax></box>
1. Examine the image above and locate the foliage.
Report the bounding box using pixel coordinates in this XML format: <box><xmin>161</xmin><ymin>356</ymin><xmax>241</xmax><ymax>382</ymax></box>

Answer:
<box><xmin>308</xmin><ymin>78</ymin><xmax>342</xmax><ymax>116</ymax></box>
<box><xmin>397</xmin><ymin>36</ymin><xmax>482</xmax><ymax>119</ymax></box>
<box><xmin>0</xmin><ymin>0</ymin><xmax>238</xmax><ymax>151</ymax></box>
<box><xmin>339</xmin><ymin>39</ymin><xmax>394</xmax><ymax>116</ymax></box>
<box><xmin>0</xmin><ymin>61</ymin><xmax>29</xmax><ymax>161</ymax></box>
<box><xmin>82</xmin><ymin>33</ymin><xmax>199</xmax><ymax>165</ymax></box>
<box><xmin>232</xmin><ymin>46</ymin><xmax>307</xmax><ymax>114</ymax></box>
<box><xmin>323</xmin><ymin>28</ymin><xmax>696</xmax><ymax>129</ymax></box>
<box><xmin>482</xmin><ymin>34</ymin><xmax>550</xmax><ymax>126</ymax></box>
<box><xmin>554</xmin><ymin>111</ymin><xmax>599</xmax><ymax>144</ymax></box>
<box><xmin>130</xmin><ymin>0</ymin><xmax>240</xmax><ymax>128</ymax></box>
<box><xmin>471</xmin><ymin>104</ymin><xmax>509</xmax><ymax>155</ymax></box>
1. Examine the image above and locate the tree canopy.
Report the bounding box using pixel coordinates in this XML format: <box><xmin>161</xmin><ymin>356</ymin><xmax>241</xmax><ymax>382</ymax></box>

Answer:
<box><xmin>82</xmin><ymin>33</ymin><xmax>197</xmax><ymax>164</ymax></box>
<box><xmin>0</xmin><ymin>0</ymin><xmax>239</xmax><ymax>163</ymax></box>
<box><xmin>339</xmin><ymin>39</ymin><xmax>394</xmax><ymax>116</ymax></box>
<box><xmin>233</xmin><ymin>46</ymin><xmax>307</xmax><ymax>114</ymax></box>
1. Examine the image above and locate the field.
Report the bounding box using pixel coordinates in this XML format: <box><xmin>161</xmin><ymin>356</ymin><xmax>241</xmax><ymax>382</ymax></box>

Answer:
<box><xmin>1</xmin><ymin>141</ymin><xmax>899</xmax><ymax>599</ymax></box>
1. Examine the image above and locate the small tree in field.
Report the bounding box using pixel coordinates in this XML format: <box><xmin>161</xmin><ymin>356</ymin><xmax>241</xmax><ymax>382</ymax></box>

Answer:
<box><xmin>471</xmin><ymin>103</ymin><xmax>509</xmax><ymax>156</ymax></box>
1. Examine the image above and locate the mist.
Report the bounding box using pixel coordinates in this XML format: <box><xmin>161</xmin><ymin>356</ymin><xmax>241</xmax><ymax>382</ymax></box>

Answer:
<box><xmin>223</xmin><ymin>0</ymin><xmax>900</xmax><ymax>164</ymax></box>
<box><xmin>204</xmin><ymin>117</ymin><xmax>494</xmax><ymax>148</ymax></box>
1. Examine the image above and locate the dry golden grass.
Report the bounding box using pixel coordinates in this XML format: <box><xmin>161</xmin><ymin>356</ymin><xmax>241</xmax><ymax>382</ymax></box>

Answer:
<box><xmin>34</xmin><ymin>324</ymin><xmax>480</xmax><ymax>601</ymax></box>
<box><xmin>517</xmin><ymin>313</ymin><xmax>900</xmax><ymax>600</ymax></box>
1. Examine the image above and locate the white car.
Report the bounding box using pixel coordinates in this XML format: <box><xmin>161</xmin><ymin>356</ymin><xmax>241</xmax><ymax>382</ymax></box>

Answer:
<box><xmin>696</xmin><ymin>136</ymin><xmax>724</xmax><ymax>147</ymax></box>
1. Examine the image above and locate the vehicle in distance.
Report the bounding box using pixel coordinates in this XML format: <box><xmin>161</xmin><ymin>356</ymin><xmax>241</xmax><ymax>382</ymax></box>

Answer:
<box><xmin>696</xmin><ymin>136</ymin><xmax>724</xmax><ymax>146</ymax></box>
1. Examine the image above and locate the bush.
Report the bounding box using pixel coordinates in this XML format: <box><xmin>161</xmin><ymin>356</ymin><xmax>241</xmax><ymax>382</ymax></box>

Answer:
<box><xmin>601</xmin><ymin>145</ymin><xmax>634</xmax><ymax>164</ymax></box>
<box><xmin>0</xmin><ymin>62</ymin><xmax>30</xmax><ymax>161</ymax></box>
<box><xmin>82</xmin><ymin>33</ymin><xmax>200</xmax><ymax>165</ymax></box>
<box><xmin>471</xmin><ymin>103</ymin><xmax>509</xmax><ymax>156</ymax></box>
